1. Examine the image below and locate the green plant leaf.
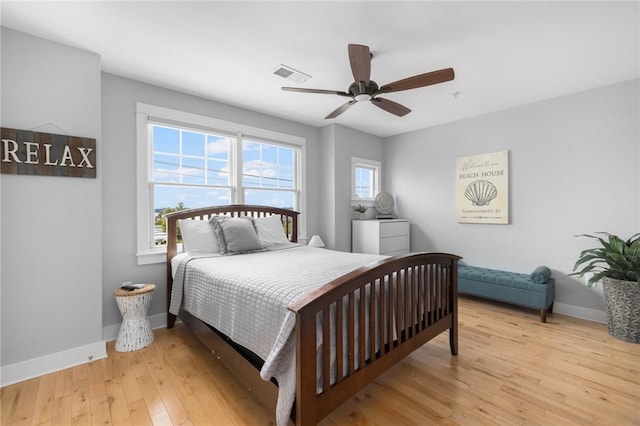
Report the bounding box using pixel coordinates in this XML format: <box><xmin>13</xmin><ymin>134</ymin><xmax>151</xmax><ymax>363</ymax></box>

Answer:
<box><xmin>573</xmin><ymin>232</ymin><xmax>640</xmax><ymax>286</ymax></box>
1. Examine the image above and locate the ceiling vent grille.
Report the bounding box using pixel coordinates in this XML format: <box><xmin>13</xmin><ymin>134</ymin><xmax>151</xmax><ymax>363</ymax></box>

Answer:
<box><xmin>272</xmin><ymin>64</ymin><xmax>311</xmax><ymax>84</ymax></box>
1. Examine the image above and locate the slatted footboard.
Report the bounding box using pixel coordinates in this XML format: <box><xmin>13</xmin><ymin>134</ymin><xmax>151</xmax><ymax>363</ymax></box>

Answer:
<box><xmin>165</xmin><ymin>205</ymin><xmax>460</xmax><ymax>425</ymax></box>
<box><xmin>288</xmin><ymin>252</ymin><xmax>461</xmax><ymax>425</ymax></box>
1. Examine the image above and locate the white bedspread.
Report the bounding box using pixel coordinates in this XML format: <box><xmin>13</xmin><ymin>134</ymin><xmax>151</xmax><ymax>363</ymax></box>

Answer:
<box><xmin>169</xmin><ymin>244</ymin><xmax>384</xmax><ymax>426</ymax></box>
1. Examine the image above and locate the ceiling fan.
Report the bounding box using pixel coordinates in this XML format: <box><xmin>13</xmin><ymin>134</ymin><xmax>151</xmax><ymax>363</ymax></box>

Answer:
<box><xmin>282</xmin><ymin>44</ymin><xmax>455</xmax><ymax>119</ymax></box>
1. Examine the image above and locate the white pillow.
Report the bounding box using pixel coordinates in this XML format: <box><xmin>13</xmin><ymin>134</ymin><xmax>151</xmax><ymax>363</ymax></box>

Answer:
<box><xmin>254</xmin><ymin>215</ymin><xmax>290</xmax><ymax>246</ymax></box>
<box><xmin>178</xmin><ymin>219</ymin><xmax>219</xmax><ymax>254</ymax></box>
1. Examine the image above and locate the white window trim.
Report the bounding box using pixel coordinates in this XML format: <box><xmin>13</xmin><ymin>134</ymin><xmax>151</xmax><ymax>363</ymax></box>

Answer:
<box><xmin>136</xmin><ymin>102</ymin><xmax>307</xmax><ymax>265</ymax></box>
<box><xmin>351</xmin><ymin>156</ymin><xmax>381</xmax><ymax>207</ymax></box>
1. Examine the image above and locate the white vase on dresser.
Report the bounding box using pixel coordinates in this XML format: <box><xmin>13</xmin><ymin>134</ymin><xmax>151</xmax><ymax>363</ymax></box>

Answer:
<box><xmin>351</xmin><ymin>219</ymin><xmax>410</xmax><ymax>256</ymax></box>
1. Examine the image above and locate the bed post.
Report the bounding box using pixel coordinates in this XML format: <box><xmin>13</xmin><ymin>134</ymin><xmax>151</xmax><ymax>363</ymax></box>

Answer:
<box><xmin>449</xmin><ymin>257</ymin><xmax>459</xmax><ymax>355</ymax></box>
<box><xmin>295</xmin><ymin>307</ymin><xmax>318</xmax><ymax>426</ymax></box>
<box><xmin>166</xmin><ymin>211</ymin><xmax>178</xmax><ymax>329</ymax></box>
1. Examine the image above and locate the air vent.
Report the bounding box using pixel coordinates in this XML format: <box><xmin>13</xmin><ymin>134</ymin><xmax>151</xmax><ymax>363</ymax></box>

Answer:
<box><xmin>272</xmin><ymin>64</ymin><xmax>311</xmax><ymax>84</ymax></box>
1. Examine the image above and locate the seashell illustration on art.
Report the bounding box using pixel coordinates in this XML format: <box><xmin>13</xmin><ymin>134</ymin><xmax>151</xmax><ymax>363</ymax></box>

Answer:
<box><xmin>464</xmin><ymin>180</ymin><xmax>498</xmax><ymax>206</ymax></box>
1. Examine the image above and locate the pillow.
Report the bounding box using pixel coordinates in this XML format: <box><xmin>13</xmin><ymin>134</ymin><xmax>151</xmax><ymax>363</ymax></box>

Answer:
<box><xmin>254</xmin><ymin>215</ymin><xmax>290</xmax><ymax>246</ymax></box>
<box><xmin>209</xmin><ymin>216</ymin><xmax>264</xmax><ymax>255</ymax></box>
<box><xmin>530</xmin><ymin>266</ymin><xmax>552</xmax><ymax>284</ymax></box>
<box><xmin>178</xmin><ymin>219</ymin><xmax>219</xmax><ymax>254</ymax></box>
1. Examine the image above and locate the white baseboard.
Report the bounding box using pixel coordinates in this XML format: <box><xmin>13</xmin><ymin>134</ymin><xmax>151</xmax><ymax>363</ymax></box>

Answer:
<box><xmin>102</xmin><ymin>312</ymin><xmax>168</xmax><ymax>342</ymax></box>
<box><xmin>553</xmin><ymin>302</ymin><xmax>607</xmax><ymax>324</ymax></box>
<box><xmin>0</xmin><ymin>314</ymin><xmax>170</xmax><ymax>388</ymax></box>
<box><xmin>0</xmin><ymin>340</ymin><xmax>107</xmax><ymax>387</ymax></box>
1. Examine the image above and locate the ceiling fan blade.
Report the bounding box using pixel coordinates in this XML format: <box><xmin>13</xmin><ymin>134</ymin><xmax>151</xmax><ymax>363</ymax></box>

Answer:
<box><xmin>282</xmin><ymin>87</ymin><xmax>350</xmax><ymax>97</ymax></box>
<box><xmin>325</xmin><ymin>100</ymin><xmax>357</xmax><ymax>119</ymax></box>
<box><xmin>377</xmin><ymin>68</ymin><xmax>455</xmax><ymax>94</ymax></box>
<box><xmin>348</xmin><ymin>44</ymin><xmax>371</xmax><ymax>85</ymax></box>
<box><xmin>371</xmin><ymin>97</ymin><xmax>411</xmax><ymax>117</ymax></box>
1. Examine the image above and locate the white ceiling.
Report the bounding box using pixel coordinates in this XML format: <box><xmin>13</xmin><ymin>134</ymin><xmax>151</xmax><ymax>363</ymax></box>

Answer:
<box><xmin>1</xmin><ymin>1</ymin><xmax>638</xmax><ymax>137</ymax></box>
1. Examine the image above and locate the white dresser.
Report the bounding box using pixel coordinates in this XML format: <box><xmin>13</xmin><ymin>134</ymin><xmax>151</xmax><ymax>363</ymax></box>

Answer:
<box><xmin>352</xmin><ymin>219</ymin><xmax>410</xmax><ymax>256</ymax></box>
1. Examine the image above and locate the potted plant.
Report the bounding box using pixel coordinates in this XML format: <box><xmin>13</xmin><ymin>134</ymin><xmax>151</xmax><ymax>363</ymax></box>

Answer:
<box><xmin>354</xmin><ymin>204</ymin><xmax>368</xmax><ymax>218</ymax></box>
<box><xmin>571</xmin><ymin>232</ymin><xmax>640</xmax><ymax>343</ymax></box>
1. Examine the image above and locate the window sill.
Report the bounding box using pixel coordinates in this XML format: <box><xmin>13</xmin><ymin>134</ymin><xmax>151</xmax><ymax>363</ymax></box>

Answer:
<box><xmin>351</xmin><ymin>199</ymin><xmax>375</xmax><ymax>207</ymax></box>
<box><xmin>137</xmin><ymin>249</ymin><xmax>167</xmax><ymax>265</ymax></box>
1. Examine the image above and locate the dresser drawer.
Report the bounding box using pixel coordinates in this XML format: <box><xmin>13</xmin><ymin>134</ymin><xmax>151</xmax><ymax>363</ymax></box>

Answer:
<box><xmin>352</xmin><ymin>219</ymin><xmax>411</xmax><ymax>255</ymax></box>
<box><xmin>380</xmin><ymin>235</ymin><xmax>410</xmax><ymax>254</ymax></box>
<box><xmin>379</xmin><ymin>221</ymin><xmax>409</xmax><ymax>238</ymax></box>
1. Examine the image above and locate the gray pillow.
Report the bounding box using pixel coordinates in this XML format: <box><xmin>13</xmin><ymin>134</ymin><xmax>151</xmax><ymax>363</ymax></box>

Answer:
<box><xmin>209</xmin><ymin>216</ymin><xmax>264</xmax><ymax>255</ymax></box>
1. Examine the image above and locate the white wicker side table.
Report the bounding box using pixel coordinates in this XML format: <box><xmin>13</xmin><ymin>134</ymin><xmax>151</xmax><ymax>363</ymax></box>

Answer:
<box><xmin>113</xmin><ymin>284</ymin><xmax>155</xmax><ymax>352</ymax></box>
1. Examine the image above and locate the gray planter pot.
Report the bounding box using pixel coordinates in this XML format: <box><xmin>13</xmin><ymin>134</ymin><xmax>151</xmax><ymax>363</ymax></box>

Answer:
<box><xmin>602</xmin><ymin>277</ymin><xmax>640</xmax><ymax>344</ymax></box>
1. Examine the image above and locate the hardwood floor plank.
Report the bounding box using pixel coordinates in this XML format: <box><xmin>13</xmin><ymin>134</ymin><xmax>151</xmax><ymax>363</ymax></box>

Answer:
<box><xmin>135</xmin><ymin>372</ymin><xmax>166</xmax><ymax>417</ymax></box>
<box><xmin>87</xmin><ymin>361</ymin><xmax>112</xmax><ymax>425</ymax></box>
<box><xmin>31</xmin><ymin>373</ymin><xmax>57</xmax><ymax>425</ymax></box>
<box><xmin>50</xmin><ymin>393</ymin><xmax>72</xmax><ymax>426</ymax></box>
<box><xmin>126</xmin><ymin>398</ymin><xmax>153</xmax><ymax>426</ymax></box>
<box><xmin>1</xmin><ymin>383</ymin><xmax>20</xmax><ymax>425</ymax></box>
<box><xmin>53</xmin><ymin>369</ymin><xmax>73</xmax><ymax>401</ymax></box>
<box><xmin>2</xmin><ymin>298</ymin><xmax>639</xmax><ymax>426</ymax></box>
<box><xmin>105</xmin><ymin>376</ymin><xmax>132</xmax><ymax>425</ymax></box>
<box><xmin>112</xmin><ymin>352</ymin><xmax>143</xmax><ymax>404</ymax></box>
<box><xmin>158</xmin><ymin>334</ymin><xmax>240</xmax><ymax>425</ymax></box>
<box><xmin>140</xmin><ymin>341</ymin><xmax>192</xmax><ymax>425</ymax></box>
<box><xmin>69</xmin><ymin>365</ymin><xmax>90</xmax><ymax>422</ymax></box>
<box><xmin>149</xmin><ymin>409</ymin><xmax>173</xmax><ymax>426</ymax></box>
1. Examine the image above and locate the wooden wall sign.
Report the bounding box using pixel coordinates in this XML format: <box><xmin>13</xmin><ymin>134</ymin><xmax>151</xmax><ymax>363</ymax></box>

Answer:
<box><xmin>456</xmin><ymin>150</ymin><xmax>509</xmax><ymax>224</ymax></box>
<box><xmin>1</xmin><ymin>127</ymin><xmax>96</xmax><ymax>178</ymax></box>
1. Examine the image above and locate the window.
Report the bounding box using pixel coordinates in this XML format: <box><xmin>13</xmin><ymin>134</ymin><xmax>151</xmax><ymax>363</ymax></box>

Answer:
<box><xmin>151</xmin><ymin>125</ymin><xmax>233</xmax><ymax>214</ymax></box>
<box><xmin>137</xmin><ymin>103</ymin><xmax>306</xmax><ymax>264</ymax></box>
<box><xmin>242</xmin><ymin>139</ymin><xmax>297</xmax><ymax>209</ymax></box>
<box><xmin>351</xmin><ymin>157</ymin><xmax>381</xmax><ymax>205</ymax></box>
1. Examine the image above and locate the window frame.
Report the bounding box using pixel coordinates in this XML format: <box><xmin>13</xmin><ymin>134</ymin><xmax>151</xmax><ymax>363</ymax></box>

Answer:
<box><xmin>136</xmin><ymin>102</ymin><xmax>306</xmax><ymax>265</ymax></box>
<box><xmin>351</xmin><ymin>156</ymin><xmax>381</xmax><ymax>207</ymax></box>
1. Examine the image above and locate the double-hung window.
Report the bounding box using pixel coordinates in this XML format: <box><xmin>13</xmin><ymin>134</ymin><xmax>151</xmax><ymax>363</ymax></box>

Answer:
<box><xmin>136</xmin><ymin>103</ymin><xmax>306</xmax><ymax>264</ymax></box>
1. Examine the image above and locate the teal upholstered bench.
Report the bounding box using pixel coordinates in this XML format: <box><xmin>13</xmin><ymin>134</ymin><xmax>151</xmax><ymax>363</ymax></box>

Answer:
<box><xmin>458</xmin><ymin>265</ymin><xmax>555</xmax><ymax>322</ymax></box>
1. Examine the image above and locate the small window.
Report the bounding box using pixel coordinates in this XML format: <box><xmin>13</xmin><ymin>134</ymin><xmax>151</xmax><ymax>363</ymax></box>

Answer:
<box><xmin>351</xmin><ymin>157</ymin><xmax>381</xmax><ymax>204</ymax></box>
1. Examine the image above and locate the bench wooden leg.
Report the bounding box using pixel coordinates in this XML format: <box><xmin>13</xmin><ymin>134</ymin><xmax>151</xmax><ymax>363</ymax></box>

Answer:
<box><xmin>539</xmin><ymin>308</ymin><xmax>547</xmax><ymax>323</ymax></box>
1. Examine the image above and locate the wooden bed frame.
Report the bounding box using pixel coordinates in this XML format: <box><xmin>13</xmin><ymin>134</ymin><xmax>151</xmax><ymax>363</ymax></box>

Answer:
<box><xmin>165</xmin><ymin>204</ymin><xmax>461</xmax><ymax>425</ymax></box>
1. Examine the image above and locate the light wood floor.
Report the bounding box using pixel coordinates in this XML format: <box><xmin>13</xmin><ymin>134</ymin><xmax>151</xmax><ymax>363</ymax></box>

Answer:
<box><xmin>2</xmin><ymin>297</ymin><xmax>639</xmax><ymax>425</ymax></box>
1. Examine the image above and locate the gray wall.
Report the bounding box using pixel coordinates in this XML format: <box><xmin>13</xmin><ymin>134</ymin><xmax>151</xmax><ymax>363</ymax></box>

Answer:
<box><xmin>384</xmin><ymin>79</ymin><xmax>639</xmax><ymax>314</ymax></box>
<box><xmin>319</xmin><ymin>124</ymin><xmax>384</xmax><ymax>251</ymax></box>
<box><xmin>2</xmin><ymin>25</ymin><xmax>636</xmax><ymax>379</ymax></box>
<box><xmin>1</xmin><ymin>28</ymin><xmax>103</xmax><ymax>365</ymax></box>
<box><xmin>101</xmin><ymin>73</ymin><xmax>322</xmax><ymax>329</ymax></box>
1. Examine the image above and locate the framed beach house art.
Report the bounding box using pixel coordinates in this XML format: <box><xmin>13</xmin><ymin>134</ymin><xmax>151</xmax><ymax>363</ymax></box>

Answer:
<box><xmin>456</xmin><ymin>150</ymin><xmax>509</xmax><ymax>224</ymax></box>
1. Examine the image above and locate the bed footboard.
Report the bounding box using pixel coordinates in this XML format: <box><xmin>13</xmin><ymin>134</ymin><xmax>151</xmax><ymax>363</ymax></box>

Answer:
<box><xmin>288</xmin><ymin>252</ymin><xmax>461</xmax><ymax>426</ymax></box>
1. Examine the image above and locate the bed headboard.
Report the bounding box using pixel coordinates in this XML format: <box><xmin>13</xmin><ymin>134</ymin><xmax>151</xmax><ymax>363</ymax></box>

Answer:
<box><xmin>163</xmin><ymin>204</ymin><xmax>300</xmax><ymax>326</ymax></box>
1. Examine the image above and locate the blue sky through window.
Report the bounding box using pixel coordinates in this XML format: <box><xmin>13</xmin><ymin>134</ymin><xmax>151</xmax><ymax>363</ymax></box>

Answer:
<box><xmin>152</xmin><ymin>126</ymin><xmax>296</xmax><ymax>212</ymax></box>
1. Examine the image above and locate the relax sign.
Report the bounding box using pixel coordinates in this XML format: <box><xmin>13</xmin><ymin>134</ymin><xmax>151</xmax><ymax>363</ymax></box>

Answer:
<box><xmin>1</xmin><ymin>127</ymin><xmax>96</xmax><ymax>178</ymax></box>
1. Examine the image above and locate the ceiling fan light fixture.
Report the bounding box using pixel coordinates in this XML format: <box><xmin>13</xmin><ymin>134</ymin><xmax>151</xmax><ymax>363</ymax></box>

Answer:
<box><xmin>354</xmin><ymin>93</ymin><xmax>371</xmax><ymax>102</ymax></box>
